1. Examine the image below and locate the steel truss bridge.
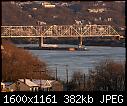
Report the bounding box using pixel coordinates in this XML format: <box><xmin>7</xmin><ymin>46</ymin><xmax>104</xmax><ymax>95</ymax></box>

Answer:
<box><xmin>1</xmin><ymin>25</ymin><xmax>124</xmax><ymax>48</ymax></box>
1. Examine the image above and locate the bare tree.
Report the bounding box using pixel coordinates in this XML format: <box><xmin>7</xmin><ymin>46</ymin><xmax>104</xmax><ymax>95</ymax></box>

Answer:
<box><xmin>87</xmin><ymin>59</ymin><xmax>125</xmax><ymax>91</ymax></box>
<box><xmin>68</xmin><ymin>71</ymin><xmax>84</xmax><ymax>91</ymax></box>
<box><xmin>2</xmin><ymin>40</ymin><xmax>51</xmax><ymax>81</ymax></box>
<box><xmin>68</xmin><ymin>59</ymin><xmax>125</xmax><ymax>91</ymax></box>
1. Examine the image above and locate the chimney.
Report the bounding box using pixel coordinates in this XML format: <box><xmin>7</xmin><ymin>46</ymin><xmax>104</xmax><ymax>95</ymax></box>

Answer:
<box><xmin>24</xmin><ymin>79</ymin><xmax>26</xmax><ymax>84</ymax></box>
<box><xmin>30</xmin><ymin>78</ymin><xmax>32</xmax><ymax>81</ymax></box>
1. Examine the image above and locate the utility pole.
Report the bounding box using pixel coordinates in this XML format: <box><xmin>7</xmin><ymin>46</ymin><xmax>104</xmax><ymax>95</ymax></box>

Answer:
<box><xmin>65</xmin><ymin>65</ymin><xmax>69</xmax><ymax>91</ymax></box>
<box><xmin>40</xmin><ymin>69</ymin><xmax>42</xmax><ymax>90</ymax></box>
<box><xmin>84</xmin><ymin>73</ymin><xmax>86</xmax><ymax>90</ymax></box>
<box><xmin>33</xmin><ymin>64</ymin><xmax>45</xmax><ymax>91</ymax></box>
<box><xmin>55</xmin><ymin>64</ymin><xmax>58</xmax><ymax>81</ymax></box>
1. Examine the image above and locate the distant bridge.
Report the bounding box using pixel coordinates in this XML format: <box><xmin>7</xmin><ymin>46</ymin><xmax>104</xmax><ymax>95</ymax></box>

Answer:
<box><xmin>1</xmin><ymin>25</ymin><xmax>124</xmax><ymax>48</ymax></box>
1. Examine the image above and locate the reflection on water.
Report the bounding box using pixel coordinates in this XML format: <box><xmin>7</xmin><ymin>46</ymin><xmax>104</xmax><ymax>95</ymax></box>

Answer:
<box><xmin>17</xmin><ymin>44</ymin><xmax>125</xmax><ymax>81</ymax></box>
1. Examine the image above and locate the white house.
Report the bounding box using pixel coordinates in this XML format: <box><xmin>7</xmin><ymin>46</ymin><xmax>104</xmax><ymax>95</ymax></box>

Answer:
<box><xmin>42</xmin><ymin>2</ymin><xmax>56</xmax><ymax>8</ymax></box>
<box><xmin>9</xmin><ymin>79</ymin><xmax>39</xmax><ymax>91</ymax></box>
<box><xmin>1</xmin><ymin>45</ymin><xmax>4</xmax><ymax>50</ymax></box>
<box><xmin>88</xmin><ymin>8</ymin><xmax>107</xmax><ymax>13</ymax></box>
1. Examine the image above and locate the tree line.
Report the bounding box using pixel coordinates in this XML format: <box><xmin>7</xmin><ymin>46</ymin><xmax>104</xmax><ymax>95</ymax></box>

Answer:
<box><xmin>2</xmin><ymin>40</ymin><xmax>54</xmax><ymax>82</ymax></box>
<box><xmin>67</xmin><ymin>59</ymin><xmax>125</xmax><ymax>91</ymax></box>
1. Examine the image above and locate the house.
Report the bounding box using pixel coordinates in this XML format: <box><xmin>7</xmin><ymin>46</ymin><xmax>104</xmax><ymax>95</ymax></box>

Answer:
<box><xmin>32</xmin><ymin>80</ymin><xmax>63</xmax><ymax>91</ymax></box>
<box><xmin>88</xmin><ymin>8</ymin><xmax>107</xmax><ymax>13</ymax></box>
<box><xmin>1</xmin><ymin>82</ymin><xmax>5</xmax><ymax>92</ymax></box>
<box><xmin>44</xmin><ymin>4</ymin><xmax>55</xmax><ymax>8</ymax></box>
<box><xmin>42</xmin><ymin>2</ymin><xmax>56</xmax><ymax>8</ymax></box>
<box><xmin>37</xmin><ymin>21</ymin><xmax>46</xmax><ymax>25</ymax></box>
<box><xmin>1</xmin><ymin>82</ymin><xmax>14</xmax><ymax>92</ymax></box>
<box><xmin>9</xmin><ymin>79</ymin><xmax>39</xmax><ymax>91</ymax></box>
<box><xmin>75</xmin><ymin>20</ymin><xmax>82</xmax><ymax>25</ymax></box>
<box><xmin>32</xmin><ymin>8</ymin><xmax>37</xmax><ymax>11</ymax></box>
<box><xmin>1</xmin><ymin>45</ymin><xmax>4</xmax><ymax>50</ymax></box>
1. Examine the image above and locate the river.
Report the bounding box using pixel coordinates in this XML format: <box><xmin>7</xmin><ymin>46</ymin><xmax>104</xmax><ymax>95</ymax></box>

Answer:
<box><xmin>17</xmin><ymin>44</ymin><xmax>125</xmax><ymax>81</ymax></box>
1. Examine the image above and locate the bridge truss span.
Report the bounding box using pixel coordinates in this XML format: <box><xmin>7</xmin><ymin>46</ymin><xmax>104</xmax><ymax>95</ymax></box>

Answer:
<box><xmin>1</xmin><ymin>25</ymin><xmax>122</xmax><ymax>38</ymax></box>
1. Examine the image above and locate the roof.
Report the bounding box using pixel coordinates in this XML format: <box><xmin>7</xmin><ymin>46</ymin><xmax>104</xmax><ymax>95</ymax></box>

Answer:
<box><xmin>3</xmin><ymin>82</ymin><xmax>14</xmax><ymax>86</ymax></box>
<box><xmin>18</xmin><ymin>79</ymin><xmax>39</xmax><ymax>87</ymax></box>
<box><xmin>32</xmin><ymin>80</ymin><xmax>56</xmax><ymax>88</ymax></box>
<box><xmin>2</xmin><ymin>82</ymin><xmax>14</xmax><ymax>89</ymax></box>
<box><xmin>1</xmin><ymin>82</ymin><xmax>5</xmax><ymax>85</ymax></box>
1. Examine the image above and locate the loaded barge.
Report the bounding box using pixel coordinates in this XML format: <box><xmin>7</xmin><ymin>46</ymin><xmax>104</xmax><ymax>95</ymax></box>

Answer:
<box><xmin>19</xmin><ymin>44</ymin><xmax>88</xmax><ymax>51</ymax></box>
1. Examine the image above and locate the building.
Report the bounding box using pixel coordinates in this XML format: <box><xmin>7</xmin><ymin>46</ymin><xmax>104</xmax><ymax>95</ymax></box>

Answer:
<box><xmin>1</xmin><ymin>79</ymin><xmax>63</xmax><ymax>91</ymax></box>
<box><xmin>1</xmin><ymin>82</ymin><xmax>14</xmax><ymax>92</ymax></box>
<box><xmin>1</xmin><ymin>45</ymin><xmax>4</xmax><ymax>50</ymax></box>
<box><xmin>32</xmin><ymin>79</ymin><xmax>63</xmax><ymax>91</ymax></box>
<box><xmin>1</xmin><ymin>82</ymin><xmax>5</xmax><ymax>92</ymax></box>
<box><xmin>9</xmin><ymin>79</ymin><xmax>39</xmax><ymax>91</ymax></box>
<box><xmin>42</xmin><ymin>2</ymin><xmax>56</xmax><ymax>8</ymax></box>
<box><xmin>32</xmin><ymin>8</ymin><xmax>37</xmax><ymax>11</ymax></box>
<box><xmin>88</xmin><ymin>8</ymin><xmax>107</xmax><ymax>13</ymax></box>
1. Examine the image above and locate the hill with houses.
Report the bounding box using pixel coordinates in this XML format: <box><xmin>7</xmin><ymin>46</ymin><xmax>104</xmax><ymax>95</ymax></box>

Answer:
<box><xmin>2</xmin><ymin>1</ymin><xmax>125</xmax><ymax>36</ymax></box>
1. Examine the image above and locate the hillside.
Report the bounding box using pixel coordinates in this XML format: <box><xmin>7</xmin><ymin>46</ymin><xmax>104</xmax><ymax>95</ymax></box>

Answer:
<box><xmin>2</xmin><ymin>2</ymin><xmax>37</xmax><ymax>25</ymax></box>
<box><xmin>2</xmin><ymin>40</ymin><xmax>54</xmax><ymax>81</ymax></box>
<box><xmin>2</xmin><ymin>1</ymin><xmax>125</xmax><ymax>36</ymax></box>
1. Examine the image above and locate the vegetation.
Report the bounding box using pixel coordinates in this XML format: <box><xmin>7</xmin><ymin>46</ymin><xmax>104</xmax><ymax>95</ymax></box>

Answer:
<box><xmin>2</xmin><ymin>1</ymin><xmax>125</xmax><ymax>36</ymax></box>
<box><xmin>2</xmin><ymin>2</ymin><xmax>37</xmax><ymax>25</ymax></box>
<box><xmin>68</xmin><ymin>59</ymin><xmax>125</xmax><ymax>91</ymax></box>
<box><xmin>1</xmin><ymin>40</ymin><xmax>125</xmax><ymax>91</ymax></box>
<box><xmin>1</xmin><ymin>1</ymin><xmax>125</xmax><ymax>46</ymax></box>
<box><xmin>1</xmin><ymin>1</ymin><xmax>125</xmax><ymax>90</ymax></box>
<box><xmin>2</xmin><ymin>40</ymin><xmax>53</xmax><ymax>81</ymax></box>
<box><xmin>68</xmin><ymin>71</ymin><xmax>84</xmax><ymax>91</ymax></box>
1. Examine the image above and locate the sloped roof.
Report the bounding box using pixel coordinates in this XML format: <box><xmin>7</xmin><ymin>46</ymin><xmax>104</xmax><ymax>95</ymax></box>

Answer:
<box><xmin>1</xmin><ymin>82</ymin><xmax>5</xmax><ymax>85</ymax></box>
<box><xmin>32</xmin><ymin>80</ymin><xmax>56</xmax><ymax>88</ymax></box>
<box><xmin>3</xmin><ymin>82</ymin><xmax>14</xmax><ymax>86</ymax></box>
<box><xmin>18</xmin><ymin>79</ymin><xmax>39</xmax><ymax>87</ymax></box>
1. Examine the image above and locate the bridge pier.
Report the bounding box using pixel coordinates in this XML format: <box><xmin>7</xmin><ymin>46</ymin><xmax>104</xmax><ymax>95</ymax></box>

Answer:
<box><xmin>39</xmin><ymin>37</ymin><xmax>44</xmax><ymax>48</ymax></box>
<box><xmin>78</xmin><ymin>36</ymin><xmax>84</xmax><ymax>49</ymax></box>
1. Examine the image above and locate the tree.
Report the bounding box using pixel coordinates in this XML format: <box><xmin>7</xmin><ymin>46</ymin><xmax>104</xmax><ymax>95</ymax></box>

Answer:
<box><xmin>68</xmin><ymin>71</ymin><xmax>84</xmax><ymax>91</ymax></box>
<box><xmin>2</xmin><ymin>40</ymin><xmax>51</xmax><ymax>81</ymax></box>
<box><xmin>68</xmin><ymin>59</ymin><xmax>125</xmax><ymax>91</ymax></box>
<box><xmin>87</xmin><ymin>59</ymin><xmax>125</xmax><ymax>91</ymax></box>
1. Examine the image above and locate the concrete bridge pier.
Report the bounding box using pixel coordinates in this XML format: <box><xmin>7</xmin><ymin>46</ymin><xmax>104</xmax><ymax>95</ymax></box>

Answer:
<box><xmin>39</xmin><ymin>37</ymin><xmax>44</xmax><ymax>48</ymax></box>
<box><xmin>78</xmin><ymin>36</ymin><xmax>84</xmax><ymax>49</ymax></box>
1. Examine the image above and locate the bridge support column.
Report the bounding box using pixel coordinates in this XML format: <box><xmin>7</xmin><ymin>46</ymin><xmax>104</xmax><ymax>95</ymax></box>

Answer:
<box><xmin>39</xmin><ymin>37</ymin><xmax>44</xmax><ymax>47</ymax></box>
<box><xmin>78</xmin><ymin>36</ymin><xmax>84</xmax><ymax>49</ymax></box>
